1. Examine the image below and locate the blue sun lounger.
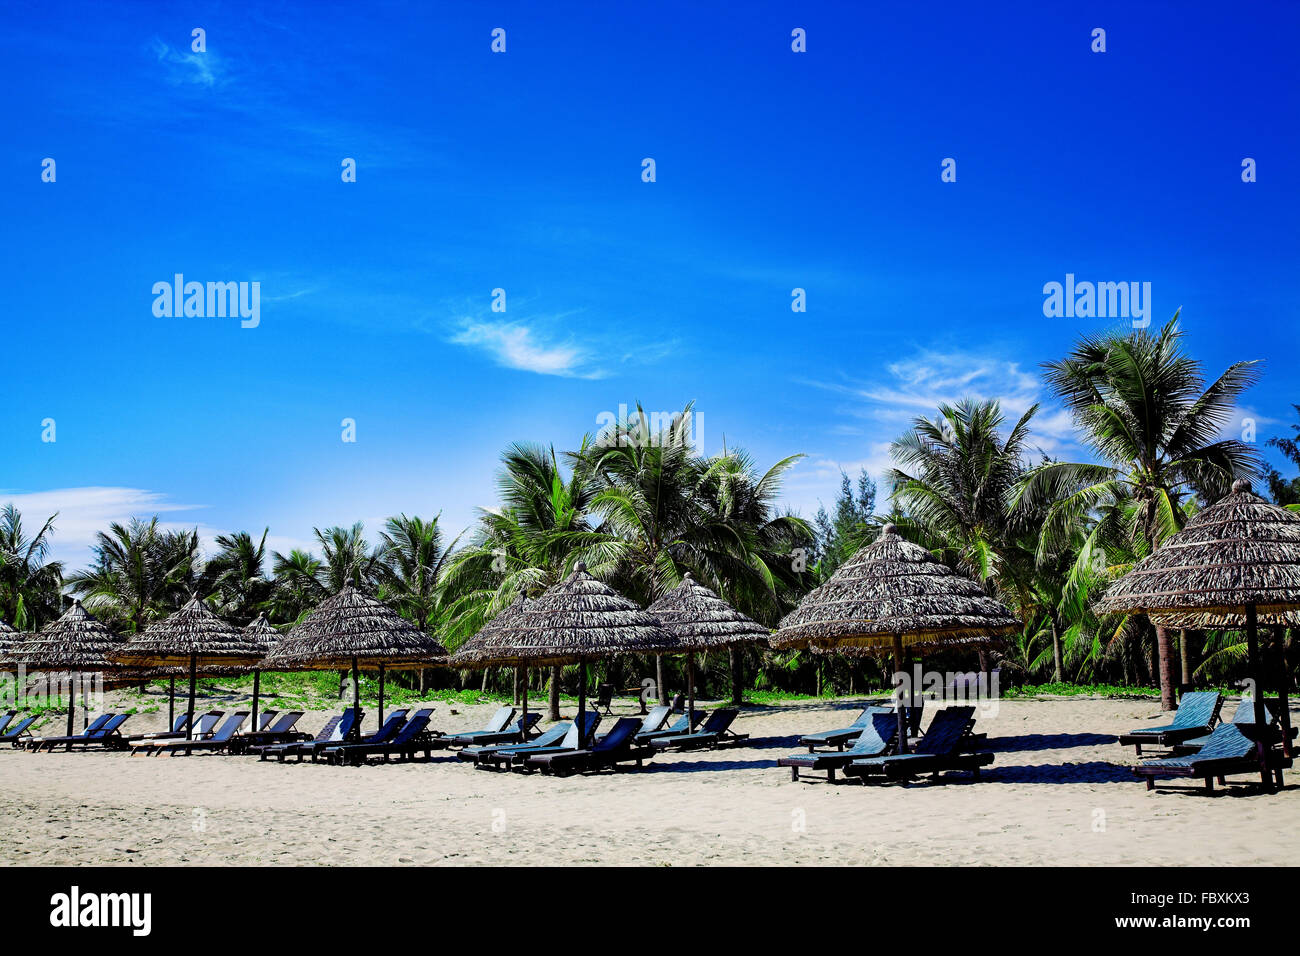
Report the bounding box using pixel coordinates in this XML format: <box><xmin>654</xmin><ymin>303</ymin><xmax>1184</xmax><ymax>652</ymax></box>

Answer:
<box><xmin>780</xmin><ymin>711</ymin><xmax>899</xmax><ymax>782</ymax></box>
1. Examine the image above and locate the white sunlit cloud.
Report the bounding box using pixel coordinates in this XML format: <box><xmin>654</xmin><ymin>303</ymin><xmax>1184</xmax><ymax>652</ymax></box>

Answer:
<box><xmin>149</xmin><ymin>38</ymin><xmax>222</xmax><ymax>88</ymax></box>
<box><xmin>450</xmin><ymin>318</ymin><xmax>606</xmax><ymax>379</ymax></box>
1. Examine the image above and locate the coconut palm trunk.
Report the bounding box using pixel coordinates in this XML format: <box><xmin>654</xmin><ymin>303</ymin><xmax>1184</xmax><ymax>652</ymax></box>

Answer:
<box><xmin>1179</xmin><ymin>628</ymin><xmax>1192</xmax><ymax>686</ymax></box>
<box><xmin>1050</xmin><ymin>615</ymin><xmax>1063</xmax><ymax>683</ymax></box>
<box><xmin>548</xmin><ymin>665</ymin><xmax>561</xmax><ymax>721</ymax></box>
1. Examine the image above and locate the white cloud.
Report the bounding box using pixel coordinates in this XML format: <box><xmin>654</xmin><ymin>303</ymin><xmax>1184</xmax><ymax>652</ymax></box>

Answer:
<box><xmin>0</xmin><ymin>487</ymin><xmax>205</xmax><ymax>569</ymax></box>
<box><xmin>803</xmin><ymin>348</ymin><xmax>1080</xmax><ymax>458</ymax></box>
<box><xmin>450</xmin><ymin>319</ymin><xmax>605</xmax><ymax>379</ymax></box>
<box><xmin>150</xmin><ymin>39</ymin><xmax>222</xmax><ymax>88</ymax></box>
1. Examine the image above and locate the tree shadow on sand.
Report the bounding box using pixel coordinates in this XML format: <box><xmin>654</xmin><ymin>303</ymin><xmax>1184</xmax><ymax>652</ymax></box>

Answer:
<box><xmin>988</xmin><ymin>732</ymin><xmax>1117</xmax><ymax>753</ymax></box>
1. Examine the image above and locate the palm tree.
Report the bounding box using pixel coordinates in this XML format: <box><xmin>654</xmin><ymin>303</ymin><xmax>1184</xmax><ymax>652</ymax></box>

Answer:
<box><xmin>0</xmin><ymin>504</ymin><xmax>64</xmax><ymax>630</ymax></box>
<box><xmin>206</xmin><ymin>529</ymin><xmax>275</xmax><ymax>624</ymax></box>
<box><xmin>377</xmin><ymin>514</ymin><xmax>459</xmax><ymax>692</ymax></box>
<box><xmin>1017</xmin><ymin>316</ymin><xmax>1261</xmax><ymax>708</ymax></box>
<box><xmin>889</xmin><ymin>398</ymin><xmax>1038</xmax><ymax>585</ymax></box>
<box><xmin>439</xmin><ymin>442</ymin><xmax>600</xmax><ymax>717</ymax></box>
<box><xmin>269</xmin><ymin>549</ymin><xmax>326</xmax><ymax>625</ymax></box>
<box><xmin>66</xmin><ymin>517</ymin><xmax>202</xmax><ymax>631</ymax></box>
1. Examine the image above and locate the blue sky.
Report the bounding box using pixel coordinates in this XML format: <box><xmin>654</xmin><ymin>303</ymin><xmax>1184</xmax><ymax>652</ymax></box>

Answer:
<box><xmin>2</xmin><ymin>0</ymin><xmax>1297</xmax><ymax>569</ymax></box>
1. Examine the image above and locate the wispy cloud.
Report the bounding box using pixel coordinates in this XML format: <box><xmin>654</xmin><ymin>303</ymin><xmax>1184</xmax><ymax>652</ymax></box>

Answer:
<box><xmin>449</xmin><ymin>318</ymin><xmax>605</xmax><ymax>379</ymax></box>
<box><xmin>803</xmin><ymin>349</ymin><xmax>1079</xmax><ymax>458</ymax></box>
<box><xmin>0</xmin><ymin>487</ymin><xmax>205</xmax><ymax>568</ymax></box>
<box><xmin>149</xmin><ymin>38</ymin><xmax>223</xmax><ymax>89</ymax></box>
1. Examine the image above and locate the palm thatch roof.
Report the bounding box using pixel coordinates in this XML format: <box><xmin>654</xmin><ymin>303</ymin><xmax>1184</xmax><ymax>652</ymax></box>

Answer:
<box><xmin>450</xmin><ymin>563</ymin><xmax>681</xmax><ymax>667</ymax></box>
<box><xmin>244</xmin><ymin>613</ymin><xmax>282</xmax><ymax>653</ymax></box>
<box><xmin>261</xmin><ymin>585</ymin><xmax>449</xmax><ymax>671</ymax></box>
<box><xmin>112</xmin><ymin>595</ymin><xmax>264</xmax><ymax>668</ymax></box>
<box><xmin>0</xmin><ymin>619</ymin><xmax>17</xmax><ymax>666</ymax></box>
<box><xmin>1098</xmin><ymin>479</ymin><xmax>1300</xmax><ymax>625</ymax></box>
<box><xmin>449</xmin><ymin>594</ymin><xmax>530</xmax><ymax>670</ymax></box>
<box><xmin>770</xmin><ymin>524</ymin><xmax>1022</xmax><ymax>650</ymax></box>
<box><xmin>644</xmin><ymin>573</ymin><xmax>770</xmax><ymax>651</ymax></box>
<box><xmin>9</xmin><ymin>600</ymin><xmax>128</xmax><ymax>669</ymax></box>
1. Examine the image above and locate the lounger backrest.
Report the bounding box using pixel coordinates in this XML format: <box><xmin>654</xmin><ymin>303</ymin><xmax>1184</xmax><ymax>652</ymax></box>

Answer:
<box><xmin>915</xmin><ymin>707</ymin><xmax>974</xmax><ymax>756</ymax></box>
<box><xmin>519</xmin><ymin>712</ymin><xmax>541</xmax><ymax>732</ymax></box>
<box><xmin>661</xmin><ymin>714</ymin><xmax>690</xmax><ymax>734</ymax></box>
<box><xmin>335</xmin><ymin>708</ymin><xmax>363</xmax><ymax>741</ymax></box>
<box><xmin>194</xmin><ymin>712</ymin><xmax>224</xmax><ymax>737</ymax></box>
<box><xmin>639</xmin><ymin>705</ymin><xmax>671</xmax><ymax>734</ymax></box>
<box><xmin>0</xmin><ymin>712</ymin><xmax>14</xmax><ymax>735</ymax></box>
<box><xmin>559</xmin><ymin>722</ymin><xmax>582</xmax><ymax>749</ymax></box>
<box><xmin>391</xmin><ymin>709</ymin><xmax>436</xmax><ymax>744</ymax></box>
<box><xmin>593</xmin><ymin>717</ymin><xmax>641</xmax><ymax>753</ymax></box>
<box><xmin>3</xmin><ymin>715</ymin><xmax>37</xmax><ymax>739</ymax></box>
<box><xmin>485</xmin><ymin>706</ymin><xmax>516</xmax><ymax>733</ymax></box>
<box><xmin>371</xmin><ymin>709</ymin><xmax>410</xmax><ymax>742</ymax></box>
<box><xmin>1230</xmin><ymin>697</ymin><xmax>1274</xmax><ymax>726</ymax></box>
<box><xmin>256</xmin><ymin>711</ymin><xmax>279</xmax><ymax>732</ymax></box>
<box><xmin>210</xmin><ymin>712</ymin><xmax>250</xmax><ymax>742</ymax></box>
<box><xmin>1191</xmin><ymin>723</ymin><xmax>1256</xmax><ymax>762</ymax></box>
<box><xmin>850</xmin><ymin>712</ymin><xmax>900</xmax><ymax>754</ymax></box>
<box><xmin>579</xmin><ymin>710</ymin><xmax>601</xmax><ymax>744</ymax></box>
<box><xmin>314</xmin><ymin>715</ymin><xmax>344</xmax><ymax>742</ymax></box>
<box><xmin>531</xmin><ymin>722</ymin><xmax>572</xmax><ymax>746</ymax></box>
<box><xmin>82</xmin><ymin>713</ymin><xmax>114</xmax><ymax>736</ymax></box>
<box><xmin>1172</xmin><ymin>691</ymin><xmax>1221</xmax><ymax>729</ymax></box>
<box><xmin>701</xmin><ymin>708</ymin><xmax>738</xmax><ymax>733</ymax></box>
<box><xmin>170</xmin><ymin>713</ymin><xmax>190</xmax><ymax>733</ymax></box>
<box><xmin>265</xmin><ymin>711</ymin><xmax>304</xmax><ymax>734</ymax></box>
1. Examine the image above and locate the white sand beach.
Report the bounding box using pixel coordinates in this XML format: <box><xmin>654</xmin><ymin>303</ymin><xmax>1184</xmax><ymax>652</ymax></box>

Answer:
<box><xmin>1</xmin><ymin>695</ymin><xmax>1296</xmax><ymax>867</ymax></box>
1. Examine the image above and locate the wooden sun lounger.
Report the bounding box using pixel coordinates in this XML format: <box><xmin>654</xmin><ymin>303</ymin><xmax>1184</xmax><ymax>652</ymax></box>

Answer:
<box><xmin>0</xmin><ymin>715</ymin><xmax>39</xmax><ymax>746</ymax></box>
<box><xmin>1136</xmin><ymin>723</ymin><xmax>1292</xmax><ymax>793</ymax></box>
<box><xmin>1117</xmin><ymin>691</ymin><xmax>1222</xmax><ymax>754</ymax></box>
<box><xmin>228</xmin><ymin>711</ymin><xmax>308</xmax><ymax>754</ymax></box>
<box><xmin>459</xmin><ymin>721</ymin><xmax>573</xmax><ymax>764</ymax></box>
<box><xmin>649</xmin><ymin>708</ymin><xmax>748</xmax><ymax>751</ymax></box>
<box><xmin>780</xmin><ymin>712</ymin><xmax>898</xmax><ymax>782</ymax></box>
<box><xmin>29</xmin><ymin>714</ymin><xmax>131</xmax><ymax>752</ymax></box>
<box><xmin>843</xmin><ymin>707</ymin><xmax>993</xmax><ymax>783</ymax></box>
<box><xmin>255</xmin><ymin>709</ymin><xmax>361</xmax><ymax>762</ymax></box>
<box><xmin>324</xmin><ymin>709</ymin><xmax>439</xmax><ymax>765</ymax></box>
<box><xmin>524</xmin><ymin>718</ymin><xmax>650</xmax><ymax>775</ymax></box>
<box><xmin>149</xmin><ymin>711</ymin><xmax>250</xmax><ymax>756</ymax></box>
<box><xmin>479</xmin><ymin>714</ymin><xmax>601</xmax><ymax>771</ymax></box>
<box><xmin>435</xmin><ymin>706</ymin><xmax>518</xmax><ymax>748</ymax></box>
<box><xmin>635</xmin><ymin>710</ymin><xmax>706</xmax><ymax>744</ymax></box>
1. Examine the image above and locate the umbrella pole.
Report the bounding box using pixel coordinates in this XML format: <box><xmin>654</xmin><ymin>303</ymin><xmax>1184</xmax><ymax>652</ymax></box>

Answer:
<box><xmin>351</xmin><ymin>656</ymin><xmax>361</xmax><ymax>743</ymax></box>
<box><xmin>378</xmin><ymin>664</ymin><xmax>385</xmax><ymax>730</ymax></box>
<box><xmin>168</xmin><ymin>677</ymin><xmax>175</xmax><ymax>731</ymax></box>
<box><xmin>687</xmin><ymin>653</ymin><xmax>696</xmax><ymax>733</ymax></box>
<box><xmin>892</xmin><ymin>635</ymin><xmax>908</xmax><ymax>755</ymax></box>
<box><xmin>251</xmin><ymin>670</ymin><xmax>260</xmax><ymax>733</ymax></box>
<box><xmin>186</xmin><ymin>653</ymin><xmax>197</xmax><ymax>742</ymax></box>
<box><xmin>1245</xmin><ymin>605</ymin><xmax>1271</xmax><ymax>789</ymax></box>
<box><xmin>577</xmin><ymin>660</ymin><xmax>588</xmax><ymax>747</ymax></box>
<box><xmin>66</xmin><ymin>669</ymin><xmax>76</xmax><ymax>743</ymax></box>
<box><xmin>1276</xmin><ymin>627</ymin><xmax>1293</xmax><ymax>759</ymax></box>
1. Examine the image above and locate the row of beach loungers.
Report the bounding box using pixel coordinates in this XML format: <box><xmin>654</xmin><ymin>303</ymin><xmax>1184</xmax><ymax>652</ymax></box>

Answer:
<box><xmin>0</xmin><ymin>701</ymin><xmax>750</xmax><ymax>775</ymax></box>
<box><xmin>3</xmin><ymin>691</ymin><xmax>1293</xmax><ymax>792</ymax></box>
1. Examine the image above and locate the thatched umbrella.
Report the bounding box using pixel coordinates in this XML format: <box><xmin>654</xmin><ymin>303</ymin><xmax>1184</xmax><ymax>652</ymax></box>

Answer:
<box><xmin>10</xmin><ymin>601</ymin><xmax>127</xmax><ymax>739</ymax></box>
<box><xmin>771</xmin><ymin>524</ymin><xmax>1021</xmax><ymax>752</ymax></box>
<box><xmin>261</xmin><ymin>584</ymin><xmax>448</xmax><ymax>741</ymax></box>
<box><xmin>645</xmin><ymin>573</ymin><xmax>770</xmax><ymax>730</ymax></box>
<box><xmin>111</xmin><ymin>595</ymin><xmax>263</xmax><ymax>740</ymax></box>
<box><xmin>451</xmin><ymin>562</ymin><xmax>681</xmax><ymax>746</ymax></box>
<box><xmin>0</xmin><ymin>619</ymin><xmax>17</xmax><ymax>668</ymax></box>
<box><xmin>1097</xmin><ymin>478</ymin><xmax>1300</xmax><ymax>777</ymax></box>
<box><xmin>241</xmin><ymin>613</ymin><xmax>281</xmax><ymax>733</ymax></box>
<box><xmin>450</xmin><ymin>594</ymin><xmax>535</xmax><ymax>719</ymax></box>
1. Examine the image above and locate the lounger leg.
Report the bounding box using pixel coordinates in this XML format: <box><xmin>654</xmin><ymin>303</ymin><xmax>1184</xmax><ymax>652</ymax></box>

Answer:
<box><xmin>1135</xmin><ymin>743</ymin><xmax>1142</xmax><ymax>756</ymax></box>
<box><xmin>827</xmin><ymin>768</ymin><xmax>836</xmax><ymax>783</ymax></box>
<box><xmin>1205</xmin><ymin>778</ymin><xmax>1214</xmax><ymax>792</ymax></box>
<box><xmin>1275</xmin><ymin>768</ymin><xmax>1284</xmax><ymax>789</ymax></box>
<box><xmin>790</xmin><ymin>767</ymin><xmax>798</xmax><ymax>782</ymax></box>
<box><xmin>1145</xmin><ymin>779</ymin><xmax>1154</xmax><ymax>791</ymax></box>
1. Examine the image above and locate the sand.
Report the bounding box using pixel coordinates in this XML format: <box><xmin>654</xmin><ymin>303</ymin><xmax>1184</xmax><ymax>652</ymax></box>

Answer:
<box><xmin>1</xmin><ymin>693</ymin><xmax>1296</xmax><ymax>866</ymax></box>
